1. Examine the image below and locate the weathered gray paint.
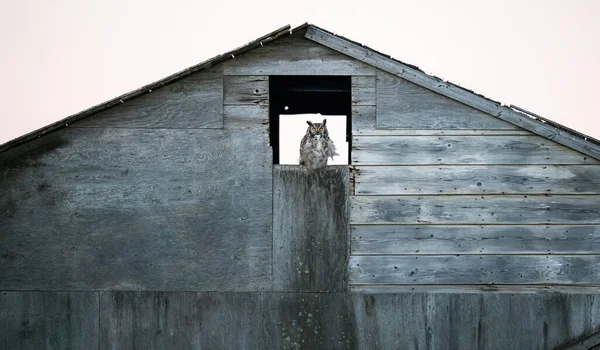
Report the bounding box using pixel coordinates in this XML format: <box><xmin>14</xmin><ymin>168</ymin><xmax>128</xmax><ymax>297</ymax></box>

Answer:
<box><xmin>75</xmin><ymin>66</ymin><xmax>224</xmax><ymax>129</ymax></box>
<box><xmin>223</xmin><ymin>30</ymin><xmax>376</xmax><ymax>76</ymax></box>
<box><xmin>0</xmin><ymin>292</ymin><xmax>99</xmax><ymax>349</ymax></box>
<box><xmin>353</xmin><ymin>135</ymin><xmax>598</xmax><ymax>165</ymax></box>
<box><xmin>351</xmin><ymin>76</ymin><xmax>376</xmax><ymax>106</ymax></box>
<box><xmin>376</xmin><ymin>71</ymin><xmax>519</xmax><ymax>129</ymax></box>
<box><xmin>0</xmin><ymin>127</ymin><xmax>272</xmax><ymax>291</ymax></box>
<box><xmin>355</xmin><ymin>165</ymin><xmax>600</xmax><ymax>195</ymax></box>
<box><xmin>352</xmin><ymin>225</ymin><xmax>600</xmax><ymax>255</ymax></box>
<box><xmin>223</xmin><ymin>75</ymin><xmax>269</xmax><ymax>105</ymax></box>
<box><xmin>273</xmin><ymin>166</ymin><xmax>350</xmax><ymax>292</ymax></box>
<box><xmin>350</xmin><ymin>255</ymin><xmax>600</xmax><ymax>285</ymax></box>
<box><xmin>351</xmin><ymin>195</ymin><xmax>600</xmax><ymax>225</ymax></box>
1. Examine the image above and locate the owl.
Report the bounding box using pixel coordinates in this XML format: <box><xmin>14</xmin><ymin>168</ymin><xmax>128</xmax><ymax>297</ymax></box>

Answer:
<box><xmin>299</xmin><ymin>119</ymin><xmax>339</xmax><ymax>170</ymax></box>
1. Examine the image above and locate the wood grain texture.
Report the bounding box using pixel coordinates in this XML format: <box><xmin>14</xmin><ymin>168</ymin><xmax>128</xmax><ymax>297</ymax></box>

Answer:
<box><xmin>355</xmin><ymin>165</ymin><xmax>600</xmax><ymax>195</ymax></box>
<box><xmin>224</xmin><ymin>31</ymin><xmax>376</xmax><ymax>76</ymax></box>
<box><xmin>377</xmin><ymin>71</ymin><xmax>517</xmax><ymax>129</ymax></box>
<box><xmin>273</xmin><ymin>165</ymin><xmax>350</xmax><ymax>292</ymax></box>
<box><xmin>0</xmin><ymin>292</ymin><xmax>99</xmax><ymax>349</ymax></box>
<box><xmin>353</xmin><ymin>135</ymin><xmax>598</xmax><ymax>165</ymax></box>
<box><xmin>351</xmin><ymin>225</ymin><xmax>600</xmax><ymax>255</ymax></box>
<box><xmin>558</xmin><ymin>328</ymin><xmax>600</xmax><ymax>350</ymax></box>
<box><xmin>0</xmin><ymin>127</ymin><xmax>272</xmax><ymax>291</ymax></box>
<box><xmin>376</xmin><ymin>71</ymin><xmax>518</xmax><ymax>130</ymax></box>
<box><xmin>350</xmin><ymin>195</ymin><xmax>600</xmax><ymax>225</ymax></box>
<box><xmin>351</xmin><ymin>292</ymin><xmax>428</xmax><ymax>349</ymax></box>
<box><xmin>74</xmin><ymin>66</ymin><xmax>223</xmax><ymax>129</ymax></box>
<box><xmin>349</xmin><ymin>255</ymin><xmax>600</xmax><ymax>285</ymax></box>
<box><xmin>352</xmin><ymin>105</ymin><xmax>532</xmax><ymax>136</ymax></box>
<box><xmin>352</xmin><ymin>76</ymin><xmax>376</xmax><ymax>105</ymax></box>
<box><xmin>305</xmin><ymin>26</ymin><xmax>600</xmax><ymax>161</ymax></box>
<box><xmin>224</xmin><ymin>104</ymin><xmax>269</xmax><ymax>130</ymax></box>
<box><xmin>224</xmin><ymin>75</ymin><xmax>269</xmax><ymax>105</ymax></box>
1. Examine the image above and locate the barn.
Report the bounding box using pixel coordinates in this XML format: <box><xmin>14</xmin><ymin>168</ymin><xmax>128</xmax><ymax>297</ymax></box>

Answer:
<box><xmin>1</xmin><ymin>23</ymin><xmax>599</xmax><ymax>349</ymax></box>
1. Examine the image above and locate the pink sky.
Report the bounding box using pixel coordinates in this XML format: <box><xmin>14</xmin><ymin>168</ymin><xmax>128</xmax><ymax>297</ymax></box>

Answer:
<box><xmin>1</xmin><ymin>0</ymin><xmax>599</xmax><ymax>144</ymax></box>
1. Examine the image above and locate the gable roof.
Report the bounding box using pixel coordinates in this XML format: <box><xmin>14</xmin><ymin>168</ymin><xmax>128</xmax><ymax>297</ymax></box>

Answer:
<box><xmin>2</xmin><ymin>23</ymin><xmax>599</xmax><ymax>160</ymax></box>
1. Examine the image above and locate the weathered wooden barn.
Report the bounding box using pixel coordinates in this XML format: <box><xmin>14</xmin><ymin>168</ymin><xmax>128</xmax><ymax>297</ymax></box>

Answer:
<box><xmin>1</xmin><ymin>23</ymin><xmax>600</xmax><ymax>349</ymax></box>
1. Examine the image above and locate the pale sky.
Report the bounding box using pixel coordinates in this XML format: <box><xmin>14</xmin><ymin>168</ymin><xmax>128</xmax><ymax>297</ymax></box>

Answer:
<box><xmin>1</xmin><ymin>0</ymin><xmax>599</xmax><ymax>145</ymax></box>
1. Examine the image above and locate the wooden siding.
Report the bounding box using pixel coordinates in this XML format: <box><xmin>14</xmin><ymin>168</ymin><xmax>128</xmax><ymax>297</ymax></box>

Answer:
<box><xmin>376</xmin><ymin>71</ymin><xmax>518</xmax><ymax>129</ymax></box>
<box><xmin>75</xmin><ymin>66</ymin><xmax>224</xmax><ymax>129</ymax></box>
<box><xmin>0</xmin><ymin>127</ymin><xmax>273</xmax><ymax>291</ymax></box>
<box><xmin>273</xmin><ymin>166</ymin><xmax>350</xmax><ymax>292</ymax></box>
<box><xmin>350</xmin><ymin>69</ymin><xmax>600</xmax><ymax>289</ymax></box>
<box><xmin>2</xmin><ymin>291</ymin><xmax>598</xmax><ymax>349</ymax></box>
<box><xmin>223</xmin><ymin>30</ymin><xmax>376</xmax><ymax>76</ymax></box>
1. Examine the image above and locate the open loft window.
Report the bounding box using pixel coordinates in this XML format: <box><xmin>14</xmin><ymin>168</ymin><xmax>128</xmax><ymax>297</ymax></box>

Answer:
<box><xmin>270</xmin><ymin>76</ymin><xmax>351</xmax><ymax>165</ymax></box>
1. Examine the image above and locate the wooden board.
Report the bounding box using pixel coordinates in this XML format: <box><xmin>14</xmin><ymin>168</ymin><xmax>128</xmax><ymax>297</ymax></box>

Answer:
<box><xmin>305</xmin><ymin>26</ymin><xmax>600</xmax><ymax>161</ymax></box>
<box><xmin>349</xmin><ymin>255</ymin><xmax>600</xmax><ymax>285</ymax></box>
<box><xmin>351</xmin><ymin>292</ymin><xmax>428</xmax><ymax>349</ymax></box>
<box><xmin>75</xmin><ymin>66</ymin><xmax>223</xmax><ymax>129</ymax></box>
<box><xmin>0</xmin><ymin>292</ymin><xmax>98</xmax><ymax>349</ymax></box>
<box><xmin>376</xmin><ymin>71</ymin><xmax>518</xmax><ymax>129</ymax></box>
<box><xmin>353</xmin><ymin>135</ymin><xmax>598</xmax><ymax>165</ymax></box>
<box><xmin>350</xmin><ymin>195</ymin><xmax>600</xmax><ymax>225</ymax></box>
<box><xmin>355</xmin><ymin>165</ymin><xmax>600</xmax><ymax>195</ymax></box>
<box><xmin>351</xmin><ymin>225</ymin><xmax>600</xmax><ymax>255</ymax></box>
<box><xmin>352</xmin><ymin>76</ymin><xmax>376</xmax><ymax>105</ymax></box>
<box><xmin>273</xmin><ymin>165</ymin><xmax>350</xmax><ymax>292</ymax></box>
<box><xmin>224</xmin><ymin>75</ymin><xmax>269</xmax><ymax>105</ymax></box>
<box><xmin>223</xmin><ymin>31</ymin><xmax>376</xmax><ymax>76</ymax></box>
<box><xmin>352</xmin><ymin>105</ymin><xmax>533</xmax><ymax>136</ymax></box>
<box><xmin>224</xmin><ymin>105</ymin><xmax>269</xmax><ymax>129</ymax></box>
<box><xmin>0</xmin><ymin>127</ymin><xmax>272</xmax><ymax>291</ymax></box>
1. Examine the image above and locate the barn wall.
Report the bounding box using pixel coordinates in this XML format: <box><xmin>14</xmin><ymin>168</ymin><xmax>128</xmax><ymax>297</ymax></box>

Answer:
<box><xmin>2</xmin><ymin>28</ymin><xmax>600</xmax><ymax>349</ymax></box>
<box><xmin>350</xmin><ymin>70</ymin><xmax>600</xmax><ymax>287</ymax></box>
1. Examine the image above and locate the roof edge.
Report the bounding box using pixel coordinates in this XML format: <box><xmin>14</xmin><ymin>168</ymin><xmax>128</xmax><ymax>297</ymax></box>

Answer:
<box><xmin>304</xmin><ymin>25</ymin><xmax>600</xmax><ymax>161</ymax></box>
<box><xmin>0</xmin><ymin>23</ymin><xmax>303</xmax><ymax>153</ymax></box>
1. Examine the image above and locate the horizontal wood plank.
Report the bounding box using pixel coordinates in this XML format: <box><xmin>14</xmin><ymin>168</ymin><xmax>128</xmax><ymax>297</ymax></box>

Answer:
<box><xmin>0</xmin><ymin>127</ymin><xmax>272</xmax><ymax>291</ymax></box>
<box><xmin>75</xmin><ymin>66</ymin><xmax>223</xmax><ymax>129</ymax></box>
<box><xmin>224</xmin><ymin>105</ymin><xmax>269</xmax><ymax>129</ymax></box>
<box><xmin>352</xmin><ymin>76</ymin><xmax>376</xmax><ymax>105</ymax></box>
<box><xmin>351</xmin><ymin>225</ymin><xmax>600</xmax><ymax>255</ymax></box>
<box><xmin>351</xmin><ymin>106</ymin><xmax>532</xmax><ymax>136</ymax></box>
<box><xmin>349</xmin><ymin>255</ymin><xmax>600</xmax><ymax>284</ymax></box>
<box><xmin>224</xmin><ymin>75</ymin><xmax>269</xmax><ymax>105</ymax></box>
<box><xmin>353</xmin><ymin>135</ymin><xmax>598</xmax><ymax>165</ymax></box>
<box><xmin>350</xmin><ymin>195</ymin><xmax>600</xmax><ymax>225</ymax></box>
<box><xmin>376</xmin><ymin>71</ymin><xmax>518</xmax><ymax>129</ymax></box>
<box><xmin>224</xmin><ymin>31</ymin><xmax>376</xmax><ymax>76</ymax></box>
<box><xmin>355</xmin><ymin>165</ymin><xmax>600</xmax><ymax>195</ymax></box>
<box><xmin>305</xmin><ymin>26</ymin><xmax>600</xmax><ymax>161</ymax></box>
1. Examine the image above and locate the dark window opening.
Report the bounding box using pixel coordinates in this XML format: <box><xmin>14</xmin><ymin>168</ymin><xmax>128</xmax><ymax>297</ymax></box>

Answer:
<box><xmin>269</xmin><ymin>76</ymin><xmax>351</xmax><ymax>165</ymax></box>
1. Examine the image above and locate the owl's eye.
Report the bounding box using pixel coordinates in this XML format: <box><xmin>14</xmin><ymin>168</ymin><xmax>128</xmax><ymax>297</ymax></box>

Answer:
<box><xmin>311</xmin><ymin>127</ymin><xmax>316</xmax><ymax>131</ymax></box>
<box><xmin>318</xmin><ymin>128</ymin><xmax>323</xmax><ymax>131</ymax></box>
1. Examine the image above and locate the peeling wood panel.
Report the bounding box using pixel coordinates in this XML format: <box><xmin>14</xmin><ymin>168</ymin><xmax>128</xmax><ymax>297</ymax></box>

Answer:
<box><xmin>351</xmin><ymin>105</ymin><xmax>532</xmax><ymax>136</ymax></box>
<box><xmin>224</xmin><ymin>75</ymin><xmax>269</xmax><ymax>105</ymax></box>
<box><xmin>305</xmin><ymin>26</ymin><xmax>600</xmax><ymax>161</ymax></box>
<box><xmin>273</xmin><ymin>166</ymin><xmax>350</xmax><ymax>292</ymax></box>
<box><xmin>376</xmin><ymin>71</ymin><xmax>518</xmax><ymax>129</ymax></box>
<box><xmin>351</xmin><ymin>225</ymin><xmax>600</xmax><ymax>255</ymax></box>
<box><xmin>355</xmin><ymin>165</ymin><xmax>600</xmax><ymax>195</ymax></box>
<box><xmin>0</xmin><ymin>127</ymin><xmax>272</xmax><ymax>291</ymax></box>
<box><xmin>349</xmin><ymin>255</ymin><xmax>600</xmax><ymax>285</ymax></box>
<box><xmin>350</xmin><ymin>196</ymin><xmax>600</xmax><ymax>225</ymax></box>
<box><xmin>224</xmin><ymin>105</ymin><xmax>269</xmax><ymax>129</ymax></box>
<box><xmin>353</xmin><ymin>135</ymin><xmax>598</xmax><ymax>165</ymax></box>
<box><xmin>0</xmin><ymin>292</ymin><xmax>99</xmax><ymax>349</ymax></box>
<box><xmin>74</xmin><ymin>66</ymin><xmax>223</xmax><ymax>129</ymax></box>
<box><xmin>352</xmin><ymin>76</ymin><xmax>376</xmax><ymax>105</ymax></box>
<box><xmin>223</xmin><ymin>32</ymin><xmax>376</xmax><ymax>76</ymax></box>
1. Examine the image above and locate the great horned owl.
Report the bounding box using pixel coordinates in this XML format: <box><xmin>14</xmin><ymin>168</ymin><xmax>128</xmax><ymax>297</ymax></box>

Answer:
<box><xmin>299</xmin><ymin>119</ymin><xmax>339</xmax><ymax>170</ymax></box>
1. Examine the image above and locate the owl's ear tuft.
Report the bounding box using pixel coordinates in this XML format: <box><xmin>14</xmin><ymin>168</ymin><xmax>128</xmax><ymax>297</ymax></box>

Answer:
<box><xmin>306</xmin><ymin>121</ymin><xmax>314</xmax><ymax>126</ymax></box>
<box><xmin>322</xmin><ymin>119</ymin><xmax>327</xmax><ymax>125</ymax></box>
